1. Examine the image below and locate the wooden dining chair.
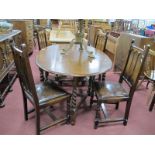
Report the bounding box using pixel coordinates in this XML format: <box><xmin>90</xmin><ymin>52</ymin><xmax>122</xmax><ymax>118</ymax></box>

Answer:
<box><xmin>35</xmin><ymin>28</ymin><xmax>50</xmax><ymax>81</ymax></box>
<box><xmin>90</xmin><ymin>40</ymin><xmax>150</xmax><ymax>129</ymax></box>
<box><xmin>94</xmin><ymin>29</ymin><xmax>108</xmax><ymax>81</ymax></box>
<box><xmin>36</xmin><ymin>28</ymin><xmax>48</xmax><ymax>50</ymax></box>
<box><xmin>143</xmin><ymin>49</ymin><xmax>155</xmax><ymax>111</ymax></box>
<box><xmin>10</xmin><ymin>41</ymin><xmax>71</xmax><ymax>135</ymax></box>
<box><xmin>95</xmin><ymin>30</ymin><xmax>108</xmax><ymax>52</ymax></box>
<box><xmin>144</xmin><ymin>49</ymin><xmax>155</xmax><ymax>88</ymax></box>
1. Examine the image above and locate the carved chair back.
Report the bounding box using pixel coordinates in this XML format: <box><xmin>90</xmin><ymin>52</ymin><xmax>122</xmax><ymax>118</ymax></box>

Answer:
<box><xmin>95</xmin><ymin>30</ymin><xmax>108</xmax><ymax>52</ymax></box>
<box><xmin>144</xmin><ymin>49</ymin><xmax>155</xmax><ymax>81</ymax></box>
<box><xmin>119</xmin><ymin>40</ymin><xmax>150</xmax><ymax>97</ymax></box>
<box><xmin>36</xmin><ymin>29</ymin><xmax>48</xmax><ymax>50</ymax></box>
<box><xmin>11</xmin><ymin>42</ymin><xmax>39</xmax><ymax>108</ymax></box>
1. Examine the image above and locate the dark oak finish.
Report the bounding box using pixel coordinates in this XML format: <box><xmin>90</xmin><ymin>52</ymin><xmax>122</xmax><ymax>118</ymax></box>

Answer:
<box><xmin>36</xmin><ymin>44</ymin><xmax>112</xmax><ymax>124</ymax></box>
<box><xmin>10</xmin><ymin>41</ymin><xmax>71</xmax><ymax>135</ymax></box>
<box><xmin>90</xmin><ymin>40</ymin><xmax>150</xmax><ymax>129</ymax></box>
<box><xmin>36</xmin><ymin>44</ymin><xmax>112</xmax><ymax>77</ymax></box>
<box><xmin>36</xmin><ymin>29</ymin><xmax>48</xmax><ymax>50</ymax></box>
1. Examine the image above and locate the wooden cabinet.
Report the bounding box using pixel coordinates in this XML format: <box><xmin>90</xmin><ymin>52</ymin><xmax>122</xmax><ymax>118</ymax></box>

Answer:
<box><xmin>11</xmin><ymin>20</ymin><xmax>34</xmax><ymax>55</ymax></box>
<box><xmin>0</xmin><ymin>30</ymin><xmax>21</xmax><ymax>107</ymax></box>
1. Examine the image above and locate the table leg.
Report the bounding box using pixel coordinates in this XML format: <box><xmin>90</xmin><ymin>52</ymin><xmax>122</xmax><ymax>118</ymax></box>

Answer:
<box><xmin>70</xmin><ymin>77</ymin><xmax>78</xmax><ymax>125</ymax></box>
<box><xmin>70</xmin><ymin>77</ymin><xmax>91</xmax><ymax>125</ymax></box>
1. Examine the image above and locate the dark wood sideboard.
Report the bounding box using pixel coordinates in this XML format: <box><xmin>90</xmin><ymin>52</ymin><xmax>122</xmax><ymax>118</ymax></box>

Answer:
<box><xmin>0</xmin><ymin>30</ymin><xmax>21</xmax><ymax>107</ymax></box>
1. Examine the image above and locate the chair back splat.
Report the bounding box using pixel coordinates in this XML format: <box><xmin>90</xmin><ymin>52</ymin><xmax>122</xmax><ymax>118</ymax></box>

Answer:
<box><xmin>35</xmin><ymin>28</ymin><xmax>49</xmax><ymax>81</ymax></box>
<box><xmin>119</xmin><ymin>40</ymin><xmax>150</xmax><ymax>97</ymax></box>
<box><xmin>11</xmin><ymin>43</ymin><xmax>39</xmax><ymax>106</ymax></box>
<box><xmin>95</xmin><ymin>29</ymin><xmax>108</xmax><ymax>52</ymax></box>
<box><xmin>36</xmin><ymin>28</ymin><xmax>48</xmax><ymax>50</ymax></box>
<box><xmin>94</xmin><ymin>29</ymin><xmax>108</xmax><ymax>81</ymax></box>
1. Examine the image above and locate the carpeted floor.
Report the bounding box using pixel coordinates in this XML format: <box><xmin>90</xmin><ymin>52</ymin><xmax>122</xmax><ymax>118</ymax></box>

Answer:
<box><xmin>0</xmin><ymin>45</ymin><xmax>155</xmax><ymax>135</ymax></box>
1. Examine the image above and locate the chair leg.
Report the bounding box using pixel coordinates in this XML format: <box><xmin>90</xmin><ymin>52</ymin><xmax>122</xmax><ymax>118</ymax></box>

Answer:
<box><xmin>98</xmin><ymin>73</ymin><xmax>106</xmax><ymax>82</ymax></box>
<box><xmin>98</xmin><ymin>74</ymin><xmax>101</xmax><ymax>81</ymax></box>
<box><xmin>39</xmin><ymin>68</ymin><xmax>44</xmax><ymax>81</ymax></box>
<box><xmin>123</xmin><ymin>100</ymin><xmax>132</xmax><ymax>126</ymax></box>
<box><xmin>149</xmin><ymin>94</ymin><xmax>155</xmax><ymax>111</ymax></box>
<box><xmin>44</xmin><ymin>71</ymin><xmax>49</xmax><ymax>81</ymax></box>
<box><xmin>94</xmin><ymin>102</ymin><xmax>100</xmax><ymax>129</ymax></box>
<box><xmin>88</xmin><ymin>76</ymin><xmax>93</xmax><ymax>96</ymax></box>
<box><xmin>22</xmin><ymin>92</ymin><xmax>28</xmax><ymax>121</ymax></box>
<box><xmin>66</xmin><ymin>97</ymin><xmax>71</xmax><ymax>124</ymax></box>
<box><xmin>89</xmin><ymin>76</ymin><xmax>95</xmax><ymax>108</ymax></box>
<box><xmin>33</xmin><ymin>37</ymin><xmax>37</xmax><ymax>48</ymax></box>
<box><xmin>102</xmin><ymin>73</ymin><xmax>106</xmax><ymax>81</ymax></box>
<box><xmin>115</xmin><ymin>102</ymin><xmax>119</xmax><ymax>110</ymax></box>
<box><xmin>90</xmin><ymin>90</ymin><xmax>94</xmax><ymax>109</ymax></box>
<box><xmin>55</xmin><ymin>75</ymin><xmax>63</xmax><ymax>86</ymax></box>
<box><xmin>81</xmin><ymin>77</ymin><xmax>86</xmax><ymax>86</ymax></box>
<box><xmin>35</xmin><ymin>109</ymin><xmax>40</xmax><ymax>135</ymax></box>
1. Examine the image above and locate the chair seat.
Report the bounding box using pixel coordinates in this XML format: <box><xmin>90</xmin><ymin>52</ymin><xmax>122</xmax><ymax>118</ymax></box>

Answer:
<box><xmin>144</xmin><ymin>70</ymin><xmax>155</xmax><ymax>81</ymax></box>
<box><xmin>35</xmin><ymin>80</ymin><xmax>69</xmax><ymax>106</ymax></box>
<box><xmin>94</xmin><ymin>81</ymin><xmax>129</xmax><ymax>102</ymax></box>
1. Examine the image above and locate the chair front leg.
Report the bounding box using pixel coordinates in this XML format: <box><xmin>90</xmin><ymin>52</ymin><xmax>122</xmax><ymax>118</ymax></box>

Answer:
<box><xmin>149</xmin><ymin>94</ymin><xmax>155</xmax><ymax>111</ymax></box>
<box><xmin>21</xmin><ymin>90</ymin><xmax>28</xmax><ymax>121</ymax></box>
<box><xmin>89</xmin><ymin>76</ymin><xmax>95</xmax><ymax>108</ymax></box>
<box><xmin>98</xmin><ymin>73</ymin><xmax>106</xmax><ymax>82</ymax></box>
<box><xmin>115</xmin><ymin>102</ymin><xmax>119</xmax><ymax>110</ymax></box>
<box><xmin>39</xmin><ymin>68</ymin><xmax>44</xmax><ymax>81</ymax></box>
<box><xmin>35</xmin><ymin>109</ymin><xmax>41</xmax><ymax>135</ymax></box>
<box><xmin>90</xmin><ymin>90</ymin><xmax>95</xmax><ymax>109</ymax></box>
<box><xmin>66</xmin><ymin>97</ymin><xmax>71</xmax><ymax>124</ymax></box>
<box><xmin>123</xmin><ymin>100</ymin><xmax>132</xmax><ymax>126</ymax></box>
<box><xmin>94</xmin><ymin>101</ymin><xmax>101</xmax><ymax>129</ymax></box>
<box><xmin>44</xmin><ymin>71</ymin><xmax>49</xmax><ymax>81</ymax></box>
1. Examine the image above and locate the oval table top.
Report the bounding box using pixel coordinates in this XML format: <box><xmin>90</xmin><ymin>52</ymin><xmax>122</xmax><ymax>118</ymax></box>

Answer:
<box><xmin>36</xmin><ymin>44</ymin><xmax>112</xmax><ymax>77</ymax></box>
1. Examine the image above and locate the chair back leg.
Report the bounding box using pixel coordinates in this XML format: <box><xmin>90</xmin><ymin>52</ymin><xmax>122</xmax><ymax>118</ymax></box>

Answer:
<box><xmin>149</xmin><ymin>94</ymin><xmax>155</xmax><ymax>111</ymax></box>
<box><xmin>35</xmin><ymin>109</ymin><xmax>40</xmax><ymax>135</ymax></box>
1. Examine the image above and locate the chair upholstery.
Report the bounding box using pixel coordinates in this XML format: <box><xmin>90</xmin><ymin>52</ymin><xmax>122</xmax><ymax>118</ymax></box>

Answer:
<box><xmin>35</xmin><ymin>81</ymin><xmax>68</xmax><ymax>106</ymax></box>
<box><xmin>90</xmin><ymin>40</ymin><xmax>150</xmax><ymax>129</ymax></box>
<box><xmin>94</xmin><ymin>81</ymin><xmax>129</xmax><ymax>102</ymax></box>
<box><xmin>10</xmin><ymin>41</ymin><xmax>71</xmax><ymax>135</ymax></box>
